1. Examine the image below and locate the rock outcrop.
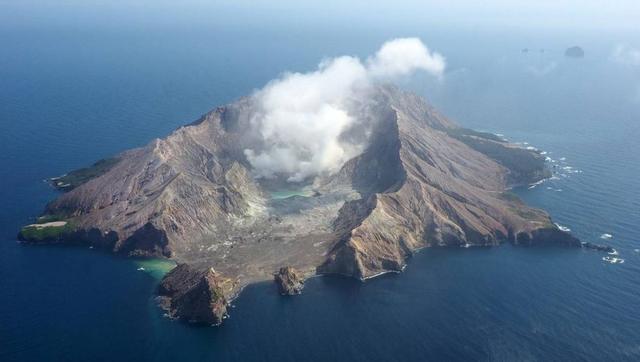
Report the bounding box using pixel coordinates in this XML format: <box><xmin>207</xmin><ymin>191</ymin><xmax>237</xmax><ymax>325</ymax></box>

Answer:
<box><xmin>582</xmin><ymin>242</ymin><xmax>615</xmax><ymax>253</ymax></box>
<box><xmin>21</xmin><ymin>85</ymin><xmax>591</xmax><ymax>325</ymax></box>
<box><xmin>274</xmin><ymin>267</ymin><xmax>305</xmax><ymax>295</ymax></box>
<box><xmin>157</xmin><ymin>264</ymin><xmax>229</xmax><ymax>325</ymax></box>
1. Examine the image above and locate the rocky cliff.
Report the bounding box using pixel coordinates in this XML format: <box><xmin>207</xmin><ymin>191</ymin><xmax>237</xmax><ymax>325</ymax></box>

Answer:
<box><xmin>20</xmin><ymin>85</ymin><xmax>583</xmax><ymax>325</ymax></box>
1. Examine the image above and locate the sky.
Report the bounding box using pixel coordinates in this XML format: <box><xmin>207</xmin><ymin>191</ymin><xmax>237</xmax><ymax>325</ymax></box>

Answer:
<box><xmin>0</xmin><ymin>0</ymin><xmax>637</xmax><ymax>180</ymax></box>
<box><xmin>1</xmin><ymin>1</ymin><xmax>639</xmax><ymax>34</ymax></box>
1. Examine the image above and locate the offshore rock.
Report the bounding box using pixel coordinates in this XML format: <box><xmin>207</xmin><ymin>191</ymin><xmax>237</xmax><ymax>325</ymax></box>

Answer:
<box><xmin>274</xmin><ymin>267</ymin><xmax>304</xmax><ymax>295</ymax></box>
<box><xmin>157</xmin><ymin>264</ymin><xmax>228</xmax><ymax>325</ymax></box>
<box><xmin>581</xmin><ymin>242</ymin><xmax>615</xmax><ymax>253</ymax></box>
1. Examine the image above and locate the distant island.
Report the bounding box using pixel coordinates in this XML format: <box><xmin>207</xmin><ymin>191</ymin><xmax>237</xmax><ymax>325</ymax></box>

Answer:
<box><xmin>565</xmin><ymin>46</ymin><xmax>585</xmax><ymax>58</ymax></box>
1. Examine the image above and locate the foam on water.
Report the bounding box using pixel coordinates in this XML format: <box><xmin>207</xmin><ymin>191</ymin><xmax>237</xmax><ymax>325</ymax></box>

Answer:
<box><xmin>602</xmin><ymin>256</ymin><xmax>625</xmax><ymax>264</ymax></box>
<box><xmin>554</xmin><ymin>223</ymin><xmax>571</xmax><ymax>232</ymax></box>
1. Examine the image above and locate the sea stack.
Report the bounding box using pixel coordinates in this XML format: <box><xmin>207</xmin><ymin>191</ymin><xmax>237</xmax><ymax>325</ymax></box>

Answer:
<box><xmin>274</xmin><ymin>267</ymin><xmax>305</xmax><ymax>295</ymax></box>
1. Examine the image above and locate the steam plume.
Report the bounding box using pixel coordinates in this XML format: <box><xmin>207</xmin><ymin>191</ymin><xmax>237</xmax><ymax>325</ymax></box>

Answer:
<box><xmin>244</xmin><ymin>38</ymin><xmax>445</xmax><ymax>182</ymax></box>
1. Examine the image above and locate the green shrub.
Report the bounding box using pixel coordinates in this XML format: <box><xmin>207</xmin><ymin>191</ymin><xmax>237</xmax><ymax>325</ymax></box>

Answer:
<box><xmin>19</xmin><ymin>222</ymin><xmax>74</xmax><ymax>241</ymax></box>
<box><xmin>51</xmin><ymin>157</ymin><xmax>120</xmax><ymax>191</ymax></box>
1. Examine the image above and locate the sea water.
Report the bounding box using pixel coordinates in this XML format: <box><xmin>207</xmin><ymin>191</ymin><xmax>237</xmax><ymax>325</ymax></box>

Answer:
<box><xmin>1</xmin><ymin>4</ymin><xmax>639</xmax><ymax>361</ymax></box>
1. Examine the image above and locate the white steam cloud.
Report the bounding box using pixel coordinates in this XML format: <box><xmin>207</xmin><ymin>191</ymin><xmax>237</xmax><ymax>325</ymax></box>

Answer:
<box><xmin>367</xmin><ymin>38</ymin><xmax>446</xmax><ymax>79</ymax></box>
<box><xmin>244</xmin><ymin>38</ymin><xmax>445</xmax><ymax>182</ymax></box>
<box><xmin>611</xmin><ymin>44</ymin><xmax>640</xmax><ymax>66</ymax></box>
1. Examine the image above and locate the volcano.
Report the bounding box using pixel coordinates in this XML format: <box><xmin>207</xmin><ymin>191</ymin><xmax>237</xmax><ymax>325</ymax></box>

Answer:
<box><xmin>19</xmin><ymin>85</ymin><xmax>580</xmax><ymax>325</ymax></box>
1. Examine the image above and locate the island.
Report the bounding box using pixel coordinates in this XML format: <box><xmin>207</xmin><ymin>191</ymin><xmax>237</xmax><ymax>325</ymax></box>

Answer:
<box><xmin>565</xmin><ymin>46</ymin><xmax>585</xmax><ymax>58</ymax></box>
<box><xmin>19</xmin><ymin>85</ymin><xmax>601</xmax><ymax>326</ymax></box>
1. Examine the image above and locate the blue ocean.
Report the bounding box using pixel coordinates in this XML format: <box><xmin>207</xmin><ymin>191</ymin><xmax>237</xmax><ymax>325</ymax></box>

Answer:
<box><xmin>1</xmin><ymin>3</ymin><xmax>639</xmax><ymax>361</ymax></box>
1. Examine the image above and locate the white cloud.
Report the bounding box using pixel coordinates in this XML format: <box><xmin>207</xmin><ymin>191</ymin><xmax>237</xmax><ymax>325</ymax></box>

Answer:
<box><xmin>611</xmin><ymin>44</ymin><xmax>640</xmax><ymax>66</ymax></box>
<box><xmin>244</xmin><ymin>38</ymin><xmax>445</xmax><ymax>182</ymax></box>
<box><xmin>367</xmin><ymin>37</ymin><xmax>446</xmax><ymax>79</ymax></box>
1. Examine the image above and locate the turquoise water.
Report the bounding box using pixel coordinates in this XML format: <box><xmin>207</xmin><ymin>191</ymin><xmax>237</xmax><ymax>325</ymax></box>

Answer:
<box><xmin>134</xmin><ymin>259</ymin><xmax>177</xmax><ymax>281</ymax></box>
<box><xmin>1</xmin><ymin>3</ymin><xmax>640</xmax><ymax>361</ymax></box>
<box><xmin>270</xmin><ymin>189</ymin><xmax>314</xmax><ymax>199</ymax></box>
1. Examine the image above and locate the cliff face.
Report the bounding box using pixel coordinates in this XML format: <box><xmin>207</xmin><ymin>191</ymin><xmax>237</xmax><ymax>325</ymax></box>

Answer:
<box><xmin>318</xmin><ymin>87</ymin><xmax>568</xmax><ymax>279</ymax></box>
<box><xmin>21</xmin><ymin>85</ymin><xmax>580</xmax><ymax>324</ymax></box>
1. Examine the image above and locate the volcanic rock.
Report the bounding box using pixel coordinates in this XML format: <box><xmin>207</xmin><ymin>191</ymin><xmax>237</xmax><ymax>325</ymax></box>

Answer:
<box><xmin>158</xmin><ymin>264</ymin><xmax>229</xmax><ymax>325</ymax></box>
<box><xmin>274</xmin><ymin>266</ymin><xmax>305</xmax><ymax>295</ymax></box>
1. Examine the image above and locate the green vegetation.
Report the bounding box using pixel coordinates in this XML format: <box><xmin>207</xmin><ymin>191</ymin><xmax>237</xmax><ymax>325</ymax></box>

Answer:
<box><xmin>513</xmin><ymin>207</ymin><xmax>544</xmax><ymax>220</ymax></box>
<box><xmin>448</xmin><ymin>131</ymin><xmax>547</xmax><ymax>182</ymax></box>
<box><xmin>51</xmin><ymin>157</ymin><xmax>120</xmax><ymax>191</ymax></box>
<box><xmin>446</xmin><ymin>127</ymin><xmax>507</xmax><ymax>143</ymax></box>
<box><xmin>498</xmin><ymin>191</ymin><xmax>524</xmax><ymax>204</ymax></box>
<box><xmin>499</xmin><ymin>192</ymin><xmax>554</xmax><ymax>226</ymax></box>
<box><xmin>18</xmin><ymin>221</ymin><xmax>74</xmax><ymax>242</ymax></box>
<box><xmin>35</xmin><ymin>214</ymin><xmax>66</xmax><ymax>224</ymax></box>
